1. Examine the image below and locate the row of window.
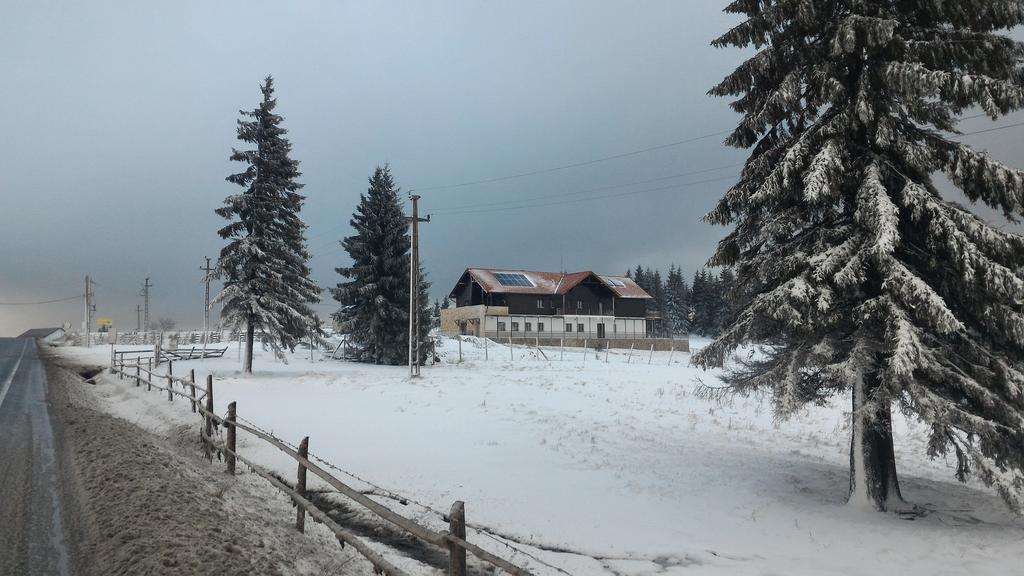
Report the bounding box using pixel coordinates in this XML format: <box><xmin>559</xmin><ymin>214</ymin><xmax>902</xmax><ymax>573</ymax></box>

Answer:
<box><xmin>496</xmin><ymin>322</ymin><xmax>588</xmax><ymax>333</ymax></box>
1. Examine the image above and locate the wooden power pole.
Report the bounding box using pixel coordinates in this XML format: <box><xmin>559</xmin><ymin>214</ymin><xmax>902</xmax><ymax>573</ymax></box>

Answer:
<box><xmin>83</xmin><ymin>275</ymin><xmax>92</xmax><ymax>347</ymax></box>
<box><xmin>141</xmin><ymin>277</ymin><xmax>152</xmax><ymax>332</ymax></box>
<box><xmin>407</xmin><ymin>194</ymin><xmax>429</xmax><ymax>377</ymax></box>
<box><xmin>200</xmin><ymin>257</ymin><xmax>214</xmax><ymax>343</ymax></box>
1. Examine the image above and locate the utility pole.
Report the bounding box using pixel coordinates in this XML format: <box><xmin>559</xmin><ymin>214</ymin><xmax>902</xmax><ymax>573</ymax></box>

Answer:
<box><xmin>200</xmin><ymin>257</ymin><xmax>214</xmax><ymax>344</ymax></box>
<box><xmin>136</xmin><ymin>304</ymin><xmax>142</xmax><ymax>332</ymax></box>
<box><xmin>141</xmin><ymin>277</ymin><xmax>152</xmax><ymax>332</ymax></box>
<box><xmin>83</xmin><ymin>275</ymin><xmax>93</xmax><ymax>347</ymax></box>
<box><xmin>407</xmin><ymin>193</ymin><xmax>429</xmax><ymax>377</ymax></box>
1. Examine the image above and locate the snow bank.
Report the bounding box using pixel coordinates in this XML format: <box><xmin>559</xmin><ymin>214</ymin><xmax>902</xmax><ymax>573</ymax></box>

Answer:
<box><xmin>59</xmin><ymin>337</ymin><xmax>1024</xmax><ymax>576</ymax></box>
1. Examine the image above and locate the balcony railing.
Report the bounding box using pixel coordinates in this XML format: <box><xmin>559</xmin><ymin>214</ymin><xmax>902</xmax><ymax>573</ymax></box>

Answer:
<box><xmin>483</xmin><ymin>330</ymin><xmax>652</xmax><ymax>341</ymax></box>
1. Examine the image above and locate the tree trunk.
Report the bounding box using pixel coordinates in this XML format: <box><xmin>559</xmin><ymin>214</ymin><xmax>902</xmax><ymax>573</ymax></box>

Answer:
<box><xmin>243</xmin><ymin>321</ymin><xmax>255</xmax><ymax>374</ymax></box>
<box><xmin>848</xmin><ymin>373</ymin><xmax>904</xmax><ymax>511</ymax></box>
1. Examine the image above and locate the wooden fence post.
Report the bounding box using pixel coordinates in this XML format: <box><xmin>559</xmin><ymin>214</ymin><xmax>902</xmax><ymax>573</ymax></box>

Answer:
<box><xmin>448</xmin><ymin>501</ymin><xmax>467</xmax><ymax>576</ymax></box>
<box><xmin>648</xmin><ymin>344</ymin><xmax>654</xmax><ymax>365</ymax></box>
<box><xmin>167</xmin><ymin>360</ymin><xmax>174</xmax><ymax>401</ymax></box>
<box><xmin>204</xmin><ymin>375</ymin><xmax>214</xmax><ymax>456</ymax></box>
<box><xmin>583</xmin><ymin>339</ymin><xmax>588</xmax><ymax>364</ymax></box>
<box><xmin>509</xmin><ymin>336</ymin><xmax>514</xmax><ymax>361</ymax></box>
<box><xmin>226</xmin><ymin>402</ymin><xmax>237</xmax><ymax>475</ymax></box>
<box><xmin>560</xmin><ymin>338</ymin><xmax>564</xmax><ymax>361</ymax></box>
<box><xmin>668</xmin><ymin>345</ymin><xmax>675</xmax><ymax>365</ymax></box>
<box><xmin>147</xmin><ymin>360</ymin><xmax>152</xmax><ymax>391</ymax></box>
<box><xmin>626</xmin><ymin>343</ymin><xmax>634</xmax><ymax>364</ymax></box>
<box><xmin>458</xmin><ymin>336</ymin><xmax>462</xmax><ymax>363</ymax></box>
<box><xmin>296</xmin><ymin>437</ymin><xmax>309</xmax><ymax>532</ymax></box>
<box><xmin>135</xmin><ymin>363</ymin><xmax>140</xmax><ymax>387</ymax></box>
<box><xmin>189</xmin><ymin>369</ymin><xmax>197</xmax><ymax>413</ymax></box>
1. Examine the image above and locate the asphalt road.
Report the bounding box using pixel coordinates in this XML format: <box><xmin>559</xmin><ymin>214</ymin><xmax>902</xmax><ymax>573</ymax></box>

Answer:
<box><xmin>0</xmin><ymin>337</ymin><xmax>73</xmax><ymax>575</ymax></box>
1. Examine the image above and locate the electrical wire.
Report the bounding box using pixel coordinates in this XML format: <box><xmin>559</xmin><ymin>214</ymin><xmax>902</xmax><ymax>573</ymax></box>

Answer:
<box><xmin>433</xmin><ymin>174</ymin><xmax>738</xmax><ymax>217</ymax></box>
<box><xmin>412</xmin><ymin>129</ymin><xmax>734</xmax><ymax>192</ymax></box>
<box><xmin>410</xmin><ymin>111</ymin><xmax>998</xmax><ymax>194</ymax></box>
<box><xmin>426</xmin><ymin>119</ymin><xmax>1024</xmax><ymax>218</ymax></box>
<box><xmin>955</xmin><ymin>121</ymin><xmax>1024</xmax><ymax>138</ymax></box>
<box><xmin>302</xmin><ymin>116</ymin><xmax>1024</xmax><ymax>258</ymax></box>
<box><xmin>430</xmin><ymin>162</ymin><xmax>742</xmax><ymax>214</ymax></box>
<box><xmin>0</xmin><ymin>294</ymin><xmax>84</xmax><ymax>306</ymax></box>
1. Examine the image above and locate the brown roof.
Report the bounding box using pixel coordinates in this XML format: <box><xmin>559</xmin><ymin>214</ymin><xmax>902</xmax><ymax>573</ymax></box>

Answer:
<box><xmin>455</xmin><ymin>268</ymin><xmax>652</xmax><ymax>299</ymax></box>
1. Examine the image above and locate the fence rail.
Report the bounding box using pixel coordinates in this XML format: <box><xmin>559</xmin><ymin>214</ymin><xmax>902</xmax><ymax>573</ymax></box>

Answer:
<box><xmin>110</xmin><ymin>355</ymin><xmax>534</xmax><ymax>576</ymax></box>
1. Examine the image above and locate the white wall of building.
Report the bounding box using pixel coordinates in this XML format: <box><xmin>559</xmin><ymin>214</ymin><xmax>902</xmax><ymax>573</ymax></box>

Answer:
<box><xmin>484</xmin><ymin>314</ymin><xmax>646</xmax><ymax>339</ymax></box>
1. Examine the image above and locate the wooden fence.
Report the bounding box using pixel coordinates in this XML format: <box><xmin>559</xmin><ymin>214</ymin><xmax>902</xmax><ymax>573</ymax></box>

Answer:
<box><xmin>109</xmin><ymin>355</ymin><xmax>533</xmax><ymax>576</ymax></box>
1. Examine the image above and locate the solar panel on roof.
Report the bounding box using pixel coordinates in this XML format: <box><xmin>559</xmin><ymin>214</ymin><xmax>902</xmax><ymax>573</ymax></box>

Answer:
<box><xmin>601</xmin><ymin>276</ymin><xmax>626</xmax><ymax>288</ymax></box>
<box><xmin>494</xmin><ymin>272</ymin><xmax>534</xmax><ymax>287</ymax></box>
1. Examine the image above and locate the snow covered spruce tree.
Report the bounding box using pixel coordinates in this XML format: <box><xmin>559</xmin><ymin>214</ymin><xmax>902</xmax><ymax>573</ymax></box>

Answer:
<box><xmin>333</xmin><ymin>165</ymin><xmax>431</xmax><ymax>365</ymax></box>
<box><xmin>214</xmin><ymin>76</ymin><xmax>321</xmax><ymax>374</ymax></box>
<box><xmin>666</xmin><ymin>265</ymin><xmax>692</xmax><ymax>336</ymax></box>
<box><xmin>696</xmin><ymin>2</ymin><xmax>1024</xmax><ymax>512</ymax></box>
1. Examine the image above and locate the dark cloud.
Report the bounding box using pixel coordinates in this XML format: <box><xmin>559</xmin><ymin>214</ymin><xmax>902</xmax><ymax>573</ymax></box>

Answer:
<box><xmin>1</xmin><ymin>1</ymin><xmax>1021</xmax><ymax>335</ymax></box>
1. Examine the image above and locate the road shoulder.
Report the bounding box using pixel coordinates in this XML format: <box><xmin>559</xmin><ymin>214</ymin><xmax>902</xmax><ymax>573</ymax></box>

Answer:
<box><xmin>42</xmin><ymin>350</ymin><xmax>366</xmax><ymax>576</ymax></box>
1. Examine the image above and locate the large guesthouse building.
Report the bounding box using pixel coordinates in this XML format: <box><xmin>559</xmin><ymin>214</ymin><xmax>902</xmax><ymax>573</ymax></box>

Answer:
<box><xmin>440</xmin><ymin>268</ymin><xmax>669</xmax><ymax>347</ymax></box>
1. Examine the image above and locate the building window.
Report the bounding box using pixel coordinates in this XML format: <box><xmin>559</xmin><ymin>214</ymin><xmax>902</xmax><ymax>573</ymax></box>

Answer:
<box><xmin>525</xmin><ymin>322</ymin><xmax>532</xmax><ymax>332</ymax></box>
<box><xmin>538</xmin><ymin>322</ymin><xmax>545</xmax><ymax>332</ymax></box>
<box><xmin>576</xmin><ymin>301</ymin><xmax>583</xmax><ymax>310</ymax></box>
<box><xmin>565</xmin><ymin>323</ymin><xmax>572</xmax><ymax>333</ymax></box>
<box><xmin>537</xmin><ymin>299</ymin><xmax>545</xmax><ymax>309</ymax></box>
<box><xmin>511</xmin><ymin>322</ymin><xmax>519</xmax><ymax>332</ymax></box>
<box><xmin>577</xmin><ymin>323</ymin><xmax>585</xmax><ymax>333</ymax></box>
<box><xmin>497</xmin><ymin>322</ymin><xmax>506</xmax><ymax>332</ymax></box>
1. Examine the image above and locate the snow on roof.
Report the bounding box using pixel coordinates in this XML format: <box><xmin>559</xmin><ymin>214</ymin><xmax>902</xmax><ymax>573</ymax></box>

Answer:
<box><xmin>453</xmin><ymin>268</ymin><xmax>652</xmax><ymax>299</ymax></box>
<box><xmin>18</xmin><ymin>327</ymin><xmax>64</xmax><ymax>339</ymax></box>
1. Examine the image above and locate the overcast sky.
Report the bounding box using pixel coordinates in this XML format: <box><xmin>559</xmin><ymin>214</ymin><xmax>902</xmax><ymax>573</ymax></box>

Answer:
<box><xmin>1</xmin><ymin>1</ymin><xmax>1022</xmax><ymax>336</ymax></box>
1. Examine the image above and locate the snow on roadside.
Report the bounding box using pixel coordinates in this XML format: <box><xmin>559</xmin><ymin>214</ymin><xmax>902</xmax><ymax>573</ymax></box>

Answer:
<box><xmin>57</xmin><ymin>338</ymin><xmax>1024</xmax><ymax>576</ymax></box>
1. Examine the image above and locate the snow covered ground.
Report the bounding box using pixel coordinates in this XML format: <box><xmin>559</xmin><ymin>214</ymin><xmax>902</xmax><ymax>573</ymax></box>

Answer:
<box><xmin>60</xmin><ymin>337</ymin><xmax>1023</xmax><ymax>576</ymax></box>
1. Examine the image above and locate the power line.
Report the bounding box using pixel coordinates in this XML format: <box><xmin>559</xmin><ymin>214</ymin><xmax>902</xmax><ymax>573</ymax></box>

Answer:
<box><xmin>411</xmin><ymin>112</ymin><xmax>1003</xmax><ymax>194</ymax></box>
<box><xmin>955</xmin><ymin>121</ymin><xmax>1024</xmax><ymax>138</ymax></box>
<box><xmin>307</xmin><ymin>164</ymin><xmax>741</xmax><ymax>258</ymax></box>
<box><xmin>428</xmin><ymin>120</ymin><xmax>1024</xmax><ymax>218</ymax></box>
<box><xmin>303</xmin><ymin>117</ymin><xmax>1024</xmax><ymax>257</ymax></box>
<box><xmin>0</xmin><ymin>294</ymin><xmax>84</xmax><ymax>306</ymax></box>
<box><xmin>434</xmin><ymin>174</ymin><xmax>738</xmax><ymax>217</ymax></box>
<box><xmin>412</xmin><ymin>129</ymin><xmax>734</xmax><ymax>192</ymax></box>
<box><xmin>430</xmin><ymin>162</ymin><xmax>742</xmax><ymax>214</ymax></box>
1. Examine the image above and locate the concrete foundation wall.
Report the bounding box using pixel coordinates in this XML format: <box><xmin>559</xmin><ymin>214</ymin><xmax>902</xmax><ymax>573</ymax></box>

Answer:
<box><xmin>440</xmin><ymin>305</ymin><xmax>508</xmax><ymax>336</ymax></box>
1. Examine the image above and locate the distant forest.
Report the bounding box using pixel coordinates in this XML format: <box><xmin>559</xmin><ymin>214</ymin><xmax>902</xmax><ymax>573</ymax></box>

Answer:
<box><xmin>625</xmin><ymin>265</ymin><xmax>734</xmax><ymax>338</ymax></box>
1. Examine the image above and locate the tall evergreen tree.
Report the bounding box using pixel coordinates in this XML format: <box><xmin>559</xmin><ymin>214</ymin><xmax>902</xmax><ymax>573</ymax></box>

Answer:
<box><xmin>432</xmin><ymin>299</ymin><xmax>442</xmax><ymax>330</ymax></box>
<box><xmin>666</xmin><ymin>265</ymin><xmax>692</xmax><ymax>335</ymax></box>
<box><xmin>714</xmin><ymin>267</ymin><xmax>736</xmax><ymax>334</ymax></box>
<box><xmin>696</xmin><ymin>2</ymin><xmax>1024</xmax><ymax>511</ymax></box>
<box><xmin>214</xmin><ymin>76</ymin><xmax>320</xmax><ymax>373</ymax></box>
<box><xmin>633</xmin><ymin>265</ymin><xmax>647</xmax><ymax>292</ymax></box>
<box><xmin>334</xmin><ymin>166</ymin><xmax>430</xmax><ymax>365</ymax></box>
<box><xmin>416</xmin><ymin>265</ymin><xmax>432</xmax><ymax>362</ymax></box>
<box><xmin>650</xmin><ymin>269</ymin><xmax>667</xmax><ymax>335</ymax></box>
<box><xmin>690</xmin><ymin>270</ymin><xmax>713</xmax><ymax>336</ymax></box>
